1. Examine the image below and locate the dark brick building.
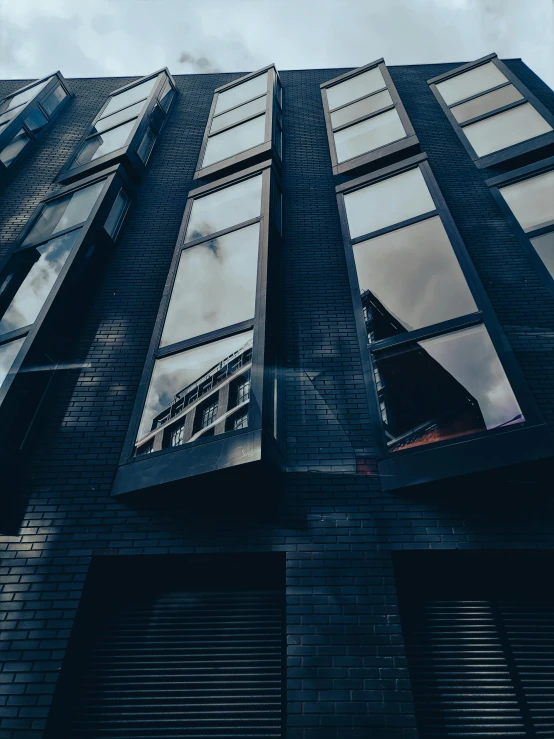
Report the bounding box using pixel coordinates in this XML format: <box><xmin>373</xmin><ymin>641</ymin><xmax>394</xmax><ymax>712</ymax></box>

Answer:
<box><xmin>0</xmin><ymin>53</ymin><xmax>554</xmax><ymax>739</ymax></box>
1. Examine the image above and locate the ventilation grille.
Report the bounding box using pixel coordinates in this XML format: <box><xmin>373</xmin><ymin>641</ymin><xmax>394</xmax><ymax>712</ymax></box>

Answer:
<box><xmin>68</xmin><ymin>589</ymin><xmax>283</xmax><ymax>739</ymax></box>
<box><xmin>404</xmin><ymin>598</ymin><xmax>554</xmax><ymax>738</ymax></box>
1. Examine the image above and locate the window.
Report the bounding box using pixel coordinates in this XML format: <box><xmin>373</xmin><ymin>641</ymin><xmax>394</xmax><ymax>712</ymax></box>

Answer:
<box><xmin>0</xmin><ymin>72</ymin><xmax>70</xmax><ymax>178</ymax></box>
<box><xmin>195</xmin><ymin>64</ymin><xmax>282</xmax><ymax>180</ymax></box>
<box><xmin>58</xmin><ymin>69</ymin><xmax>176</xmax><ymax>184</ymax></box>
<box><xmin>487</xmin><ymin>158</ymin><xmax>554</xmax><ymax>288</ymax></box>
<box><xmin>337</xmin><ymin>153</ymin><xmax>549</xmax><ymax>490</ymax></box>
<box><xmin>113</xmin><ymin>162</ymin><xmax>283</xmax><ymax>496</ymax></box>
<box><xmin>321</xmin><ymin>59</ymin><xmax>419</xmax><ymax>176</ymax></box>
<box><xmin>429</xmin><ymin>53</ymin><xmax>554</xmax><ymax>168</ymax></box>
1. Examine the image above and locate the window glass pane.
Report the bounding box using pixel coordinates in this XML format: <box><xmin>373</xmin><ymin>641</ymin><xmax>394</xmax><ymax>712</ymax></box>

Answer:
<box><xmin>76</xmin><ymin>119</ymin><xmax>136</xmax><ymax>166</ymax></box>
<box><xmin>331</xmin><ymin>89</ymin><xmax>393</xmax><ymax>129</ymax></box>
<box><xmin>23</xmin><ymin>180</ymin><xmax>105</xmax><ymax>246</ymax></box>
<box><xmin>0</xmin><ymin>128</ymin><xmax>30</xmax><ymax>167</ymax></box>
<box><xmin>136</xmin><ymin>126</ymin><xmax>157</xmax><ymax>163</ymax></box>
<box><xmin>375</xmin><ymin>324</ymin><xmax>523</xmax><ymax>452</ymax></box>
<box><xmin>185</xmin><ymin>174</ymin><xmax>263</xmax><ymax>242</ymax></box>
<box><xmin>334</xmin><ymin>108</ymin><xmax>406</xmax><ymax>163</ymax></box>
<box><xmin>344</xmin><ymin>167</ymin><xmax>435</xmax><ymax>238</ymax></box>
<box><xmin>92</xmin><ymin>100</ymin><xmax>144</xmax><ymax>134</ymax></box>
<box><xmin>211</xmin><ymin>95</ymin><xmax>266</xmax><ymax>134</ymax></box>
<box><xmin>158</xmin><ymin>78</ymin><xmax>175</xmax><ymax>113</ymax></box>
<box><xmin>435</xmin><ymin>62</ymin><xmax>509</xmax><ymax>106</ymax></box>
<box><xmin>24</xmin><ymin>108</ymin><xmax>48</xmax><ymax>133</ymax></box>
<box><xmin>0</xmin><ymin>231</ymin><xmax>79</xmax><ymax>336</ymax></box>
<box><xmin>463</xmin><ymin>103</ymin><xmax>552</xmax><ymax>157</ymax></box>
<box><xmin>451</xmin><ymin>84</ymin><xmax>523</xmax><ymax>123</ymax></box>
<box><xmin>499</xmin><ymin>171</ymin><xmax>554</xmax><ymax>233</ymax></box>
<box><xmin>41</xmin><ymin>84</ymin><xmax>67</xmax><ymax>117</ymax></box>
<box><xmin>531</xmin><ymin>232</ymin><xmax>554</xmax><ymax>278</ymax></box>
<box><xmin>0</xmin><ymin>337</ymin><xmax>25</xmax><ymax>390</ymax></box>
<box><xmin>0</xmin><ymin>108</ymin><xmax>20</xmax><ymax>127</ymax></box>
<box><xmin>160</xmin><ymin>223</ymin><xmax>260</xmax><ymax>347</ymax></box>
<box><xmin>326</xmin><ymin>67</ymin><xmax>387</xmax><ymax>111</ymax></box>
<box><xmin>136</xmin><ymin>330</ymin><xmax>253</xmax><ymax>448</ymax></box>
<box><xmin>214</xmin><ymin>73</ymin><xmax>268</xmax><ymax>115</ymax></box>
<box><xmin>202</xmin><ymin>114</ymin><xmax>266</xmax><ymax>168</ymax></box>
<box><xmin>354</xmin><ymin>217</ymin><xmax>477</xmax><ymax>342</ymax></box>
<box><xmin>104</xmin><ymin>190</ymin><xmax>130</xmax><ymax>239</ymax></box>
<box><xmin>101</xmin><ymin>77</ymin><xmax>157</xmax><ymax>118</ymax></box>
<box><xmin>0</xmin><ymin>78</ymin><xmax>50</xmax><ymax>114</ymax></box>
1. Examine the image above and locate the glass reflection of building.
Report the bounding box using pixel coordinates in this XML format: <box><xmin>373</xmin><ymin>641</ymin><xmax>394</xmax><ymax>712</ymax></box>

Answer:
<box><xmin>136</xmin><ymin>337</ymin><xmax>253</xmax><ymax>456</ymax></box>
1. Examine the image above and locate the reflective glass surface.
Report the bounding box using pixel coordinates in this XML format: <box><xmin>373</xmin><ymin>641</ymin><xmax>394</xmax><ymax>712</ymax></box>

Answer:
<box><xmin>0</xmin><ymin>128</ymin><xmax>30</xmax><ymax>167</ymax></box>
<box><xmin>202</xmin><ymin>114</ymin><xmax>266</xmax><ymax>167</ymax></box>
<box><xmin>334</xmin><ymin>108</ymin><xmax>406</xmax><ymax>163</ymax></box>
<box><xmin>214</xmin><ymin>73</ymin><xmax>268</xmax><ymax>115</ymax></box>
<box><xmin>375</xmin><ymin>324</ymin><xmax>523</xmax><ymax>452</ymax></box>
<box><xmin>23</xmin><ymin>180</ymin><xmax>105</xmax><ymax>246</ymax></box>
<box><xmin>499</xmin><ymin>171</ymin><xmax>554</xmax><ymax>232</ymax></box>
<box><xmin>41</xmin><ymin>84</ymin><xmax>67</xmax><ymax>117</ymax></box>
<box><xmin>158</xmin><ymin>79</ymin><xmax>175</xmax><ymax>112</ymax></box>
<box><xmin>101</xmin><ymin>77</ymin><xmax>157</xmax><ymax>118</ymax></box>
<box><xmin>531</xmin><ymin>232</ymin><xmax>554</xmax><ymax>278</ymax></box>
<box><xmin>76</xmin><ymin>119</ymin><xmax>136</xmax><ymax>165</ymax></box>
<box><xmin>463</xmin><ymin>103</ymin><xmax>552</xmax><ymax>157</ymax></box>
<box><xmin>211</xmin><ymin>95</ymin><xmax>266</xmax><ymax>134</ymax></box>
<box><xmin>354</xmin><ymin>217</ymin><xmax>477</xmax><ymax>341</ymax></box>
<box><xmin>451</xmin><ymin>84</ymin><xmax>523</xmax><ymax>123</ymax></box>
<box><xmin>331</xmin><ymin>89</ymin><xmax>393</xmax><ymax>129</ymax></box>
<box><xmin>0</xmin><ymin>231</ymin><xmax>79</xmax><ymax>336</ymax></box>
<box><xmin>185</xmin><ymin>175</ymin><xmax>263</xmax><ymax>242</ymax></box>
<box><xmin>104</xmin><ymin>190</ymin><xmax>130</xmax><ymax>239</ymax></box>
<box><xmin>24</xmin><ymin>108</ymin><xmax>48</xmax><ymax>133</ymax></box>
<box><xmin>0</xmin><ymin>78</ymin><xmax>50</xmax><ymax>114</ymax></box>
<box><xmin>136</xmin><ymin>126</ymin><xmax>156</xmax><ymax>163</ymax></box>
<box><xmin>137</xmin><ymin>330</ymin><xmax>253</xmax><ymax>444</ymax></box>
<box><xmin>0</xmin><ymin>337</ymin><xmax>25</xmax><ymax>390</ymax></box>
<box><xmin>0</xmin><ymin>108</ymin><xmax>19</xmax><ymax>127</ymax></box>
<box><xmin>344</xmin><ymin>167</ymin><xmax>435</xmax><ymax>238</ymax></box>
<box><xmin>326</xmin><ymin>67</ymin><xmax>387</xmax><ymax>111</ymax></box>
<box><xmin>92</xmin><ymin>100</ymin><xmax>144</xmax><ymax>134</ymax></box>
<box><xmin>160</xmin><ymin>223</ymin><xmax>260</xmax><ymax>347</ymax></box>
<box><xmin>435</xmin><ymin>62</ymin><xmax>508</xmax><ymax>106</ymax></box>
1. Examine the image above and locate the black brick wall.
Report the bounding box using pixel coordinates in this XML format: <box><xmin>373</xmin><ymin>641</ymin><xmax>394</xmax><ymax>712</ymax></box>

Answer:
<box><xmin>0</xmin><ymin>60</ymin><xmax>553</xmax><ymax>738</ymax></box>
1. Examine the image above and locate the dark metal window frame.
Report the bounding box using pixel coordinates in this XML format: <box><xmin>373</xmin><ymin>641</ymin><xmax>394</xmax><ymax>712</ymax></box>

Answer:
<box><xmin>194</xmin><ymin>64</ymin><xmax>282</xmax><ymax>181</ymax></box>
<box><xmin>0</xmin><ymin>164</ymin><xmax>135</xmax><ymax>458</ymax></box>
<box><xmin>0</xmin><ymin>72</ymin><xmax>71</xmax><ymax>180</ymax></box>
<box><xmin>428</xmin><ymin>53</ymin><xmax>554</xmax><ymax>170</ymax></box>
<box><xmin>486</xmin><ymin>156</ymin><xmax>554</xmax><ymax>299</ymax></box>
<box><xmin>336</xmin><ymin>152</ymin><xmax>552</xmax><ymax>490</ymax></box>
<box><xmin>113</xmin><ymin>160</ymin><xmax>284</xmax><ymax>497</ymax></box>
<box><xmin>57</xmin><ymin>68</ymin><xmax>176</xmax><ymax>185</ymax></box>
<box><xmin>320</xmin><ymin>59</ymin><xmax>420</xmax><ymax>177</ymax></box>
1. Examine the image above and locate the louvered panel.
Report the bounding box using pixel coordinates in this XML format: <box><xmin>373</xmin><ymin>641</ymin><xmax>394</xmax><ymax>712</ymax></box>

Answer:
<box><xmin>68</xmin><ymin>589</ymin><xmax>283</xmax><ymax>739</ymax></box>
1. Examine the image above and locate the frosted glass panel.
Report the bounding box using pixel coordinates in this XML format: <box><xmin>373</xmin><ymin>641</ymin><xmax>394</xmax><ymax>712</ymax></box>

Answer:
<box><xmin>211</xmin><ymin>95</ymin><xmax>266</xmax><ymax>134</ymax></box>
<box><xmin>326</xmin><ymin>67</ymin><xmax>387</xmax><ymax>110</ymax></box>
<box><xmin>500</xmin><ymin>171</ymin><xmax>554</xmax><ymax>232</ymax></box>
<box><xmin>436</xmin><ymin>62</ymin><xmax>508</xmax><ymax>105</ymax></box>
<box><xmin>463</xmin><ymin>103</ymin><xmax>552</xmax><ymax>157</ymax></box>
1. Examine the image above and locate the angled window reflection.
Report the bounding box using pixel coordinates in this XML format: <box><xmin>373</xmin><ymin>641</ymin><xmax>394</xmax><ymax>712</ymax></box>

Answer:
<box><xmin>214</xmin><ymin>72</ymin><xmax>268</xmax><ymax>115</ymax></box>
<box><xmin>0</xmin><ymin>337</ymin><xmax>25</xmax><ymax>390</ymax></box>
<box><xmin>202</xmin><ymin>115</ymin><xmax>266</xmax><ymax>168</ymax></box>
<box><xmin>334</xmin><ymin>108</ymin><xmax>406</xmax><ymax>164</ymax></box>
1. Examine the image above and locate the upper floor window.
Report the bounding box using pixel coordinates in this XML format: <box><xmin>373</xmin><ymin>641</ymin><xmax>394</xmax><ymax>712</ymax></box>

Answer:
<box><xmin>195</xmin><ymin>65</ymin><xmax>282</xmax><ymax>181</ymax></box>
<box><xmin>320</xmin><ymin>59</ymin><xmax>419</xmax><ymax>176</ymax></box>
<box><xmin>0</xmin><ymin>72</ymin><xmax>70</xmax><ymax>178</ymax></box>
<box><xmin>58</xmin><ymin>69</ymin><xmax>175</xmax><ymax>184</ymax></box>
<box><xmin>428</xmin><ymin>54</ymin><xmax>554</xmax><ymax>169</ymax></box>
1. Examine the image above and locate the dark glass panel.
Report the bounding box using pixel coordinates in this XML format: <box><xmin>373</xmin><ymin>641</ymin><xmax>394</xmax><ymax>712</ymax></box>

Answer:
<box><xmin>75</xmin><ymin>119</ymin><xmax>136</xmax><ymax>165</ymax></box>
<box><xmin>531</xmin><ymin>232</ymin><xmax>554</xmax><ymax>278</ymax></box>
<box><xmin>334</xmin><ymin>108</ymin><xmax>406</xmax><ymax>163</ymax></box>
<box><xmin>92</xmin><ymin>100</ymin><xmax>144</xmax><ymax>134</ymax></box>
<box><xmin>436</xmin><ymin>62</ymin><xmax>508</xmax><ymax>106</ymax></box>
<box><xmin>41</xmin><ymin>84</ymin><xmax>67</xmax><ymax>117</ymax></box>
<box><xmin>375</xmin><ymin>324</ymin><xmax>523</xmax><ymax>452</ymax></box>
<box><xmin>500</xmin><ymin>171</ymin><xmax>554</xmax><ymax>233</ymax></box>
<box><xmin>101</xmin><ymin>76</ymin><xmax>157</xmax><ymax>118</ymax></box>
<box><xmin>185</xmin><ymin>175</ymin><xmax>262</xmax><ymax>242</ymax></box>
<box><xmin>214</xmin><ymin>73</ymin><xmax>268</xmax><ymax>115</ymax></box>
<box><xmin>136</xmin><ymin>126</ymin><xmax>157</xmax><ymax>164</ymax></box>
<box><xmin>0</xmin><ymin>337</ymin><xmax>25</xmax><ymax>390</ymax></box>
<box><xmin>160</xmin><ymin>223</ymin><xmax>259</xmax><ymax>347</ymax></box>
<box><xmin>0</xmin><ymin>78</ymin><xmax>50</xmax><ymax>114</ymax></box>
<box><xmin>464</xmin><ymin>103</ymin><xmax>552</xmax><ymax>157</ymax></box>
<box><xmin>354</xmin><ymin>217</ymin><xmax>477</xmax><ymax>341</ymax></box>
<box><xmin>326</xmin><ymin>67</ymin><xmax>386</xmax><ymax>111</ymax></box>
<box><xmin>158</xmin><ymin>78</ymin><xmax>175</xmax><ymax>113</ymax></box>
<box><xmin>451</xmin><ymin>84</ymin><xmax>523</xmax><ymax>123</ymax></box>
<box><xmin>202</xmin><ymin>114</ymin><xmax>266</xmax><ymax>167</ymax></box>
<box><xmin>331</xmin><ymin>89</ymin><xmax>393</xmax><ymax>129</ymax></box>
<box><xmin>104</xmin><ymin>190</ymin><xmax>130</xmax><ymax>239</ymax></box>
<box><xmin>0</xmin><ymin>128</ymin><xmax>30</xmax><ymax>167</ymax></box>
<box><xmin>211</xmin><ymin>95</ymin><xmax>266</xmax><ymax>134</ymax></box>
<box><xmin>0</xmin><ymin>230</ymin><xmax>79</xmax><ymax>336</ymax></box>
<box><xmin>24</xmin><ymin>108</ymin><xmax>48</xmax><ymax>133</ymax></box>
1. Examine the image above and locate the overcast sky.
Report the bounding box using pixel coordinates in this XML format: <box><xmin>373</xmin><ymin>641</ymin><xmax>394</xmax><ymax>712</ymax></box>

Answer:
<box><xmin>0</xmin><ymin>0</ymin><xmax>553</xmax><ymax>88</ymax></box>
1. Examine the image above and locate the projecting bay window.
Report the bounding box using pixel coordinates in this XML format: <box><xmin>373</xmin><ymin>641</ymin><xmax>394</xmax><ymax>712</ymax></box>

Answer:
<box><xmin>0</xmin><ymin>165</ymin><xmax>133</xmax><ymax>461</ymax></box>
<box><xmin>320</xmin><ymin>59</ymin><xmax>419</xmax><ymax>176</ymax></box>
<box><xmin>0</xmin><ymin>72</ymin><xmax>71</xmax><ymax>179</ymax></box>
<box><xmin>58</xmin><ymin>69</ymin><xmax>176</xmax><ymax>184</ymax></box>
<box><xmin>337</xmin><ymin>153</ymin><xmax>553</xmax><ymax>490</ymax></box>
<box><xmin>113</xmin><ymin>161</ymin><xmax>283</xmax><ymax>496</ymax></box>
<box><xmin>194</xmin><ymin>64</ymin><xmax>282</xmax><ymax>180</ymax></box>
<box><xmin>428</xmin><ymin>53</ymin><xmax>554</xmax><ymax>169</ymax></box>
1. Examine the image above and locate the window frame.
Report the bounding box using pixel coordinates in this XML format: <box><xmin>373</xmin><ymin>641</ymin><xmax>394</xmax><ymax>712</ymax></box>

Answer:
<box><xmin>0</xmin><ymin>72</ymin><xmax>71</xmax><ymax>180</ymax></box>
<box><xmin>336</xmin><ymin>152</ymin><xmax>552</xmax><ymax>490</ymax></box>
<box><xmin>428</xmin><ymin>53</ymin><xmax>554</xmax><ymax>169</ymax></box>
<box><xmin>194</xmin><ymin>64</ymin><xmax>282</xmax><ymax>181</ymax></box>
<box><xmin>320</xmin><ymin>59</ymin><xmax>420</xmax><ymax>177</ymax></box>
<box><xmin>0</xmin><ymin>164</ymin><xmax>135</xmax><ymax>458</ymax></box>
<box><xmin>57</xmin><ymin>68</ymin><xmax>176</xmax><ymax>185</ymax></box>
<box><xmin>486</xmin><ymin>156</ymin><xmax>554</xmax><ymax>298</ymax></box>
<box><xmin>113</xmin><ymin>160</ymin><xmax>284</xmax><ymax>497</ymax></box>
